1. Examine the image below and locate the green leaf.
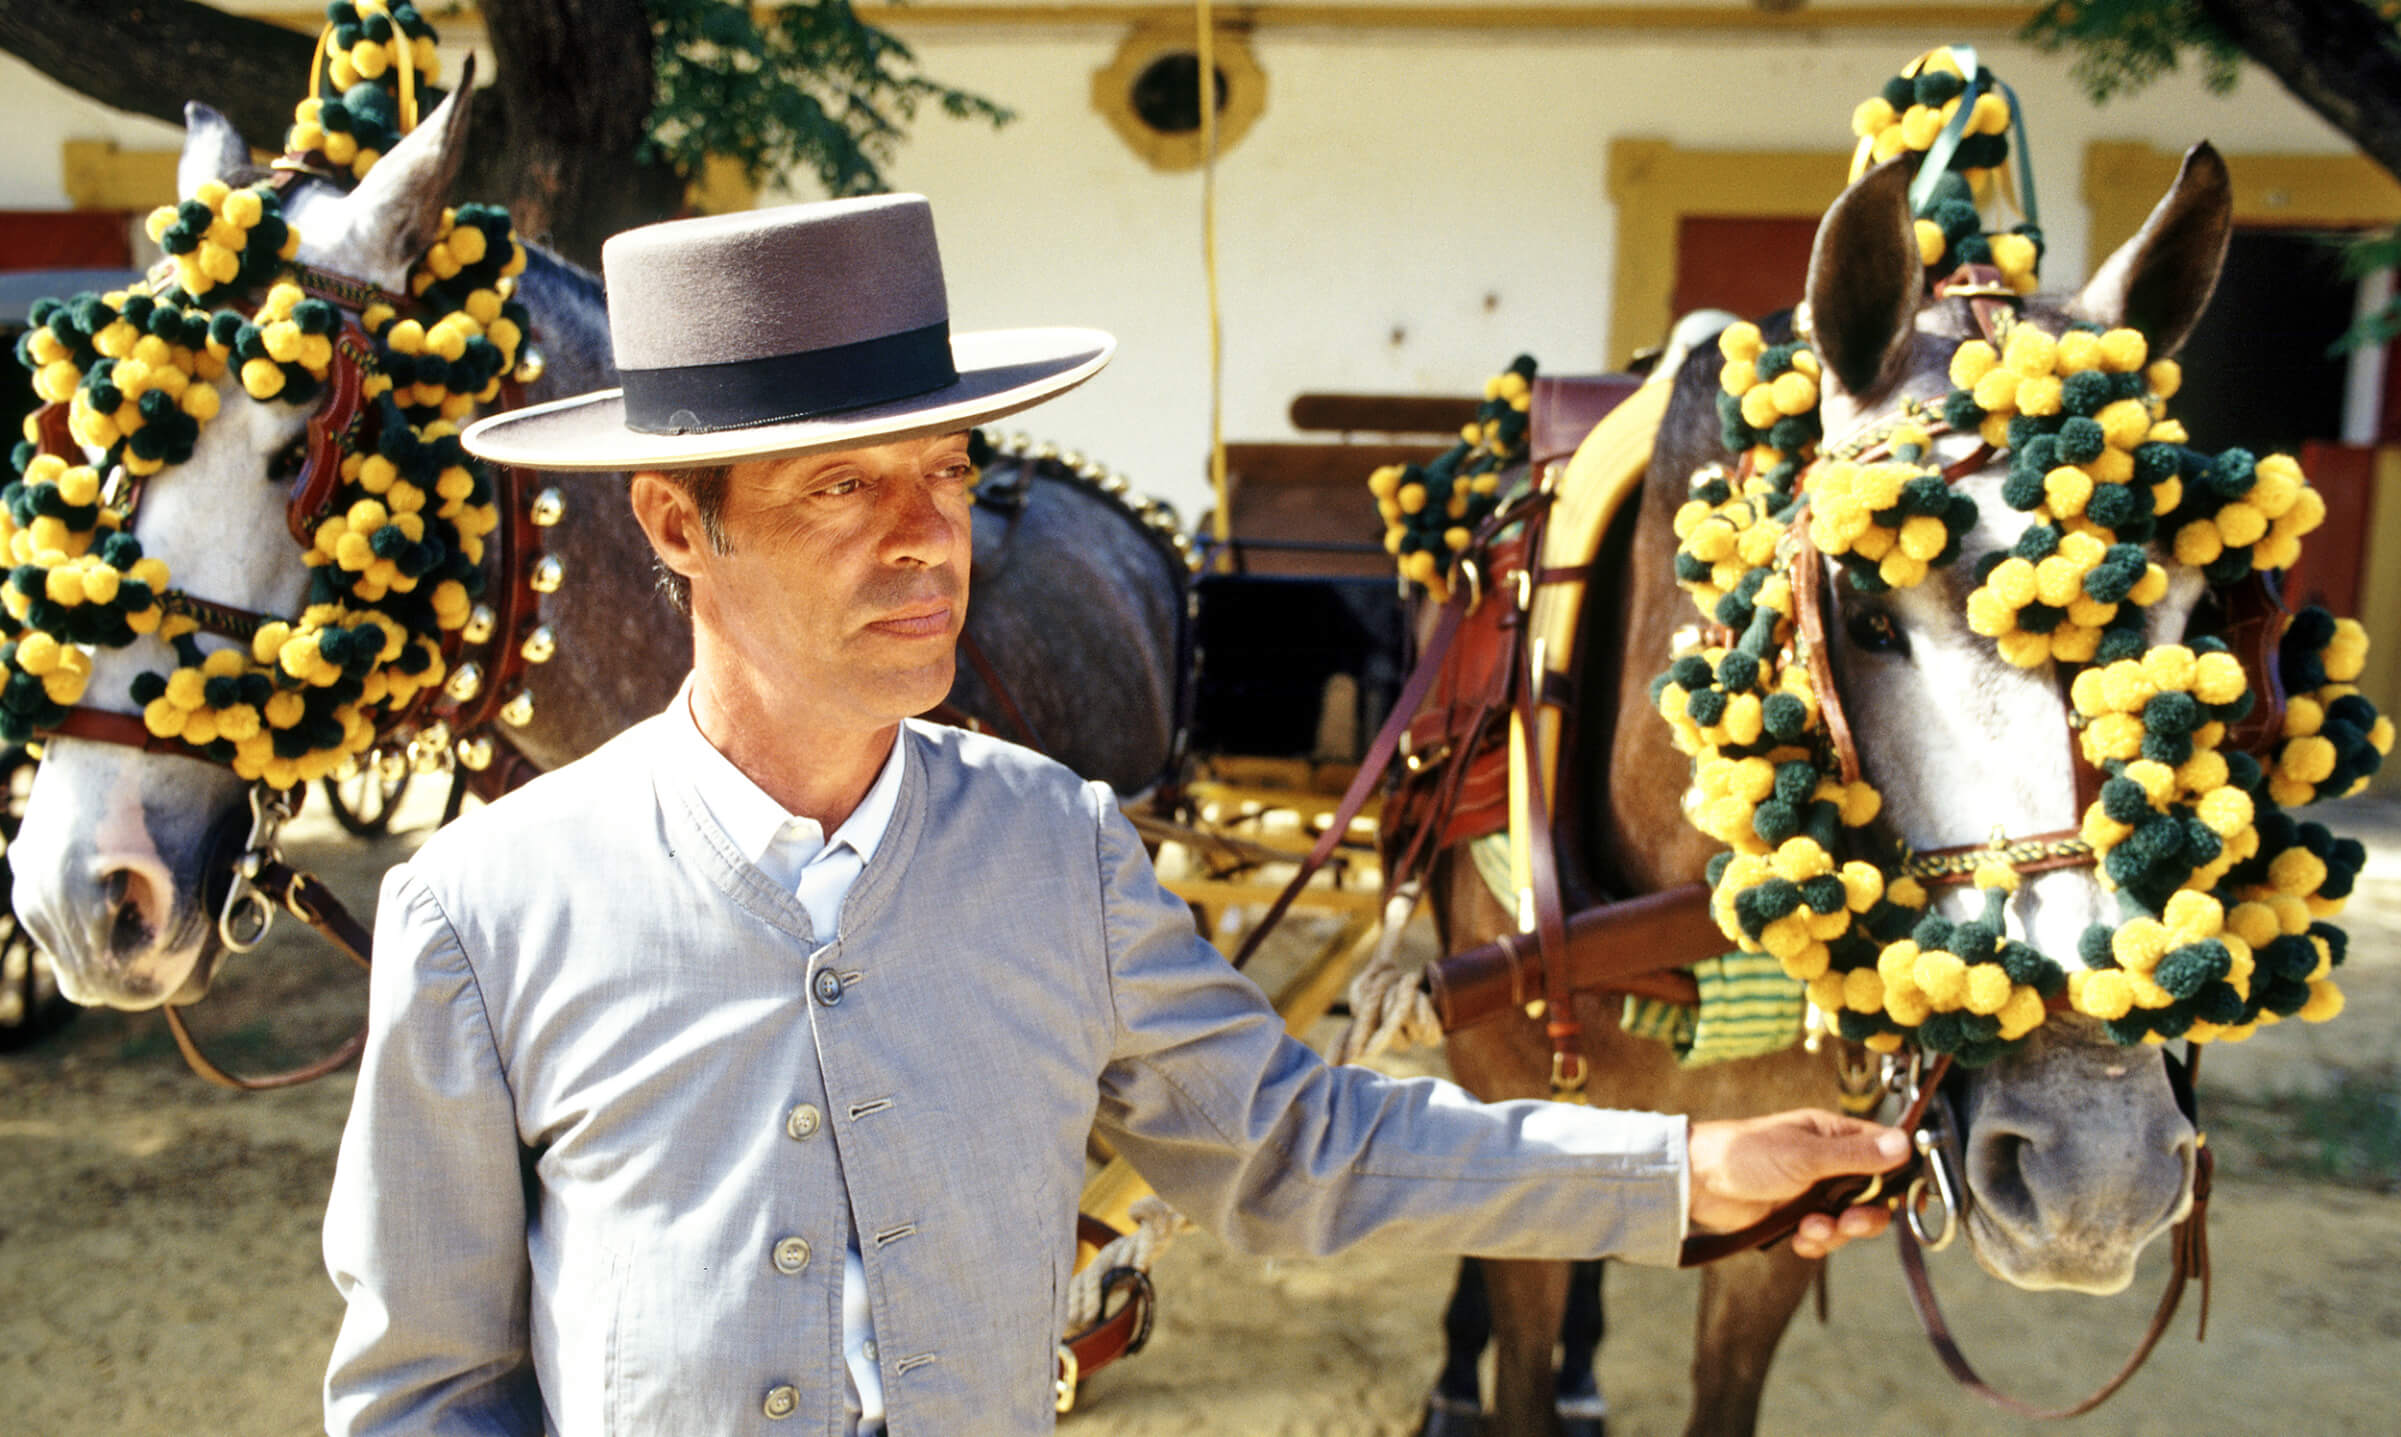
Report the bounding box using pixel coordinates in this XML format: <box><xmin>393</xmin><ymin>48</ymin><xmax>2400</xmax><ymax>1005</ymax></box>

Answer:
<box><xmin>644</xmin><ymin>0</ymin><xmax>1013</xmax><ymax>199</ymax></box>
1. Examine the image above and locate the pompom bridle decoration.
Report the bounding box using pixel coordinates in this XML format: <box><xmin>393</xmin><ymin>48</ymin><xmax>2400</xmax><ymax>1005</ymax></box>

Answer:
<box><xmin>1368</xmin><ymin>355</ymin><xmax>1534</xmax><ymax>602</ymax></box>
<box><xmin>1</xmin><ymin>0</ymin><xmax>527</xmax><ymax>791</ymax></box>
<box><xmin>1657</xmin><ymin>294</ymin><xmax>2388</xmax><ymax>1067</ymax></box>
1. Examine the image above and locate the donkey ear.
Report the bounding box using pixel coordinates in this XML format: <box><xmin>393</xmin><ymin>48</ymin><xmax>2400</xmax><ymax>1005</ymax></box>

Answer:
<box><xmin>1803</xmin><ymin>155</ymin><xmax>1922</xmax><ymax>402</ymax></box>
<box><xmin>339</xmin><ymin>55</ymin><xmax>477</xmax><ymax>283</ymax></box>
<box><xmin>2071</xmin><ymin>142</ymin><xmax>2231</xmax><ymax>358</ymax></box>
<box><xmin>178</xmin><ymin>103</ymin><xmax>252</xmax><ymax>199</ymax></box>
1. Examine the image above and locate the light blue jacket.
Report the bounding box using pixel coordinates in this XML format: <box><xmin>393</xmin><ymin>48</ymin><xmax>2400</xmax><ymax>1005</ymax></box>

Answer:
<box><xmin>323</xmin><ymin>715</ymin><xmax>1688</xmax><ymax>1435</ymax></box>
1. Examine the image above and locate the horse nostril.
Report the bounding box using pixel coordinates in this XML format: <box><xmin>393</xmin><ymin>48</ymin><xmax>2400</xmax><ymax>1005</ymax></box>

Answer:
<box><xmin>103</xmin><ymin>865</ymin><xmax>159</xmax><ymax>955</ymax></box>
<box><xmin>1967</xmin><ymin>1125</ymin><xmax>2039</xmax><ymax>1229</ymax></box>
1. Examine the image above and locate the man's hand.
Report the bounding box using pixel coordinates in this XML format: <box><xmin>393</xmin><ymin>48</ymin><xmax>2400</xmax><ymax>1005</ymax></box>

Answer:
<box><xmin>1687</xmin><ymin>1109</ymin><xmax>1911</xmax><ymax>1259</ymax></box>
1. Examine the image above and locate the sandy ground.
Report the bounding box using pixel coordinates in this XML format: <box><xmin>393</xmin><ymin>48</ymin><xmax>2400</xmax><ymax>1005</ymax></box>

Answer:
<box><xmin>2</xmin><ymin>784</ymin><xmax>2397</xmax><ymax>1437</ymax></box>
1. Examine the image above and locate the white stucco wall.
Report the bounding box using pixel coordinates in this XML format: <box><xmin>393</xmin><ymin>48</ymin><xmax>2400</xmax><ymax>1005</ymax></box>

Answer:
<box><xmin>863</xmin><ymin>26</ymin><xmax>2360</xmax><ymax>515</ymax></box>
<box><xmin>0</xmin><ymin>17</ymin><xmax>2368</xmax><ymax>517</ymax></box>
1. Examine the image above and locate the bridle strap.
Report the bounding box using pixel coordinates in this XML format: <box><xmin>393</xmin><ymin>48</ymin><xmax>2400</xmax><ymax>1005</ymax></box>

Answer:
<box><xmin>1900</xmin><ymin>828</ymin><xmax>2095</xmax><ymax>886</ymax></box>
<box><xmin>283</xmin><ymin>320</ymin><xmax>377</xmax><ymax>545</ymax></box>
<box><xmin>1894</xmin><ymin>1049</ymin><xmax>2213</xmax><ymax>1417</ymax></box>
<box><xmin>1789</xmin><ymin>522</ymin><xmax>1862</xmax><ymax>786</ymax></box>
<box><xmin>957</xmin><ymin>631</ymin><xmax>1050</xmax><ymax>755</ymax></box>
<box><xmin>1225</xmin><ymin>593</ymin><xmax>1468</xmax><ymax>972</ymax></box>
<box><xmin>161</xmin><ymin>857</ymin><xmax>374</xmax><ymax>1090</ymax></box>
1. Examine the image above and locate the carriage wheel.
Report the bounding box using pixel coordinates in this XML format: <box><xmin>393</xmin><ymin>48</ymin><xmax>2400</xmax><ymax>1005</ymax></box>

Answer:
<box><xmin>0</xmin><ymin>746</ymin><xmax>75</xmax><ymax>1051</ymax></box>
<box><xmin>320</xmin><ymin>761</ymin><xmax>414</xmax><ymax>838</ymax></box>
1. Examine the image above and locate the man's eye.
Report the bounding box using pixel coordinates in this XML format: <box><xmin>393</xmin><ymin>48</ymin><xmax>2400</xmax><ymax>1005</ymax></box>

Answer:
<box><xmin>820</xmin><ymin>477</ymin><xmax>862</xmax><ymax>497</ymax></box>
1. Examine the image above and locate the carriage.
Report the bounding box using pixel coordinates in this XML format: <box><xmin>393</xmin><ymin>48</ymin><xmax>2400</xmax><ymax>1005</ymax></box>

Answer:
<box><xmin>4</xmin><ymin>12</ymin><xmax>2393</xmax><ymax>1435</ymax></box>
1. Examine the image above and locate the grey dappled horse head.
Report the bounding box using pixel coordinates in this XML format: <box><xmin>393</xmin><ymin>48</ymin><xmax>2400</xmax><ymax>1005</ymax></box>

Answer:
<box><xmin>12</xmin><ymin>96</ymin><xmax>1184</xmax><ymax>1011</ymax></box>
<box><xmin>1804</xmin><ymin>146</ymin><xmax>2232</xmax><ymax>1293</ymax></box>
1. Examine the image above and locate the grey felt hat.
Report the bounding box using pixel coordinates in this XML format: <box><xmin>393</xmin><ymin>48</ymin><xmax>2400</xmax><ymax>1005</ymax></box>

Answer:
<box><xmin>460</xmin><ymin>194</ymin><xmax>1114</xmax><ymax>471</ymax></box>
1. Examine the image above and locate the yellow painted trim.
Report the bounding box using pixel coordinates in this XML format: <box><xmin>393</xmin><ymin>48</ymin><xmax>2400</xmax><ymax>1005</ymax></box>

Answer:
<box><xmin>262</xmin><ymin>5</ymin><xmax>2039</xmax><ymax>35</ymax></box>
<box><xmin>2362</xmin><ymin>446</ymin><xmax>2401</xmax><ymax>792</ymax></box>
<box><xmin>63</xmin><ymin>140</ymin><xmax>752</xmax><ymax>217</ymax></box>
<box><xmin>1606</xmin><ymin>138</ymin><xmax>1850</xmax><ymax>365</ymax></box>
<box><xmin>60</xmin><ymin>140</ymin><xmax>186</xmax><ymax>212</ymax></box>
<box><xmin>2084</xmin><ymin>141</ymin><xmax>2401</xmax><ymax>257</ymax></box>
<box><xmin>1091</xmin><ymin>20</ymin><xmax>1266</xmax><ymax>171</ymax></box>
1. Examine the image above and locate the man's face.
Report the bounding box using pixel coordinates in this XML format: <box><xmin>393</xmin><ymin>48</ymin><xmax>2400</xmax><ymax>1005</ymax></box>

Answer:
<box><xmin>681</xmin><ymin>431</ymin><xmax>976</xmax><ymax>735</ymax></box>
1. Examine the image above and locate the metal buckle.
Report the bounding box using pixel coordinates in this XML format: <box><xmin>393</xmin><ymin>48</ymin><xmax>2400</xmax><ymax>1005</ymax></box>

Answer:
<box><xmin>1906</xmin><ymin>1108</ymin><xmax>1962</xmax><ymax>1250</ymax></box>
<box><xmin>1549</xmin><ymin>1049</ymin><xmax>1588</xmax><ymax>1103</ymax></box>
<box><xmin>1054</xmin><ymin>1343</ymin><xmax>1079</xmax><ymax>1414</ymax></box>
<box><xmin>217</xmin><ymin>783</ymin><xmax>296</xmax><ymax>953</ymax></box>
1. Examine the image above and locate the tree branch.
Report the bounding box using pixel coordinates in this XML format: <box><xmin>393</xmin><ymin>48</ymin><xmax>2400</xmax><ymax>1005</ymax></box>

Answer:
<box><xmin>2195</xmin><ymin>0</ymin><xmax>2401</xmax><ymax>184</ymax></box>
<box><xmin>0</xmin><ymin>0</ymin><xmax>312</xmax><ymax>153</ymax></box>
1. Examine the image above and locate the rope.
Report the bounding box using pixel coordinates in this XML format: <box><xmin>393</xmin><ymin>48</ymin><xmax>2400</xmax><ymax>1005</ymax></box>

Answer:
<box><xmin>1065</xmin><ymin>1196</ymin><xmax>1190</xmax><ymax>1331</ymax></box>
<box><xmin>1329</xmin><ymin>884</ymin><xmax>1443</xmax><ymax>1065</ymax></box>
<box><xmin>1194</xmin><ymin>4</ymin><xmax>1231</xmax><ymax>564</ymax></box>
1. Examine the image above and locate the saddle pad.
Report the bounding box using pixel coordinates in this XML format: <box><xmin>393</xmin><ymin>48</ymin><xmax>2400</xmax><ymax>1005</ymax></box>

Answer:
<box><xmin>1500</xmin><ymin>372</ymin><xmax>1672</xmax><ymax>906</ymax></box>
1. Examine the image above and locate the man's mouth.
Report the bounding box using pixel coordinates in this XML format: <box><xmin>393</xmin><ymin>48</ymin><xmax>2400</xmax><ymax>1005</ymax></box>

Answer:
<box><xmin>867</xmin><ymin>602</ymin><xmax>954</xmax><ymax>639</ymax></box>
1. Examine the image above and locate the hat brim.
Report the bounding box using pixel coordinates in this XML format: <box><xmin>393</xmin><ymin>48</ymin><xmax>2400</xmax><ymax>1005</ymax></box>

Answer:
<box><xmin>459</xmin><ymin>327</ymin><xmax>1115</xmax><ymax>472</ymax></box>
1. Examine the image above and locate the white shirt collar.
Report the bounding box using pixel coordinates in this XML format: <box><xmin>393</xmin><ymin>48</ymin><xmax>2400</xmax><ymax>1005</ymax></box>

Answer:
<box><xmin>667</xmin><ymin>678</ymin><xmax>907</xmax><ymax>878</ymax></box>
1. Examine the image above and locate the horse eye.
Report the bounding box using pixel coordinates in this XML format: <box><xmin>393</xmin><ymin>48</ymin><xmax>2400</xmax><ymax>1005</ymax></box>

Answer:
<box><xmin>267</xmin><ymin>433</ymin><xmax>310</xmax><ymax>484</ymax></box>
<box><xmin>1847</xmin><ymin>607</ymin><xmax>1910</xmax><ymax>657</ymax></box>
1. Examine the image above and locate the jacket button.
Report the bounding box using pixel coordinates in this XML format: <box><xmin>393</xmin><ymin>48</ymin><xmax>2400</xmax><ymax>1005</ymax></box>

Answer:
<box><xmin>773</xmin><ymin>1236</ymin><xmax>813</xmax><ymax>1274</ymax></box>
<box><xmin>812</xmin><ymin>968</ymin><xmax>844</xmax><ymax>1006</ymax></box>
<box><xmin>762</xmin><ymin>1384</ymin><xmax>799</xmax><ymax>1419</ymax></box>
<box><xmin>785</xmin><ymin>1103</ymin><xmax>822</xmax><ymax>1140</ymax></box>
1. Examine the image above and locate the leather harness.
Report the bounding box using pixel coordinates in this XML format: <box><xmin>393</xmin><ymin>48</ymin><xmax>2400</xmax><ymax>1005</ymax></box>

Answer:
<box><xmin>1252</xmin><ymin>270</ymin><xmax>2266</xmax><ymax>1410</ymax></box>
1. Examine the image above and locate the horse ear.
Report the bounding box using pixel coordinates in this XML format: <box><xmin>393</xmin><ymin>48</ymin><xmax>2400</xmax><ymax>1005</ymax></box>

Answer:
<box><xmin>178</xmin><ymin>103</ymin><xmax>251</xmax><ymax>199</ymax></box>
<box><xmin>340</xmin><ymin>54</ymin><xmax>478</xmax><ymax>282</ymax></box>
<box><xmin>2071</xmin><ymin>142</ymin><xmax>2231</xmax><ymax>358</ymax></box>
<box><xmin>1803</xmin><ymin>155</ymin><xmax>1922</xmax><ymax>402</ymax></box>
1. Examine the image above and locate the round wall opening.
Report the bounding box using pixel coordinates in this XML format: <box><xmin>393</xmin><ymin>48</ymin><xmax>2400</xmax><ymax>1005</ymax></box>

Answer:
<box><xmin>1093</xmin><ymin>23</ymin><xmax>1266</xmax><ymax>171</ymax></box>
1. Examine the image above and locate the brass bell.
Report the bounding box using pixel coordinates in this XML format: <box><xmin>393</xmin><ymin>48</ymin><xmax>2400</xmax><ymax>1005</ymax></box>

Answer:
<box><xmin>499</xmin><ymin>690</ymin><xmax>535</xmax><ymax>728</ymax></box>
<box><xmin>462</xmin><ymin>603</ymin><xmax>498</xmax><ymax>645</ymax></box>
<box><xmin>513</xmin><ymin>344</ymin><xmax>547</xmax><ymax>385</ymax></box>
<box><xmin>1101</xmin><ymin>473</ymin><xmax>1131</xmax><ymax>497</ymax></box>
<box><xmin>531</xmin><ymin>556</ymin><xmax>565</xmax><ymax>594</ymax></box>
<box><xmin>530</xmin><ymin>487</ymin><xmax>565</xmax><ymax>527</ymax></box>
<box><xmin>519</xmin><ymin>625</ymin><xmax>557</xmax><ymax>664</ymax></box>
<box><xmin>1060</xmin><ymin>449</ymin><xmax>1087</xmax><ymax>472</ymax></box>
<box><xmin>408</xmin><ymin>721</ymin><xmax>452</xmax><ymax>774</ymax></box>
<box><xmin>445</xmin><ymin>662</ymin><xmax>483</xmax><ymax>703</ymax></box>
<box><xmin>454</xmin><ymin>734</ymin><xmax>494</xmax><ymax>771</ymax></box>
<box><xmin>374</xmin><ymin>750</ymin><xmax>410</xmax><ymax>784</ymax></box>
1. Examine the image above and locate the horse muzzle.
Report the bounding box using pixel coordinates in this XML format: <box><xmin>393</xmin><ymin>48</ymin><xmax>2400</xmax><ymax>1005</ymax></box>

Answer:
<box><xmin>14</xmin><ymin>789</ymin><xmax>243</xmax><ymax>1013</ymax></box>
<box><xmin>1949</xmin><ymin>1026</ymin><xmax>2197</xmax><ymax>1294</ymax></box>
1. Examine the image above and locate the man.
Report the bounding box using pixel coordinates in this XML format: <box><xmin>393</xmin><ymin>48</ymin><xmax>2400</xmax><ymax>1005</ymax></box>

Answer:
<box><xmin>323</xmin><ymin>195</ymin><xmax>1902</xmax><ymax>1436</ymax></box>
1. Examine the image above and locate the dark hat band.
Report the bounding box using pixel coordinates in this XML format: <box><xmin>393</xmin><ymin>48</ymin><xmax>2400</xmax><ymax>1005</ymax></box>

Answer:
<box><xmin>618</xmin><ymin>320</ymin><xmax>959</xmax><ymax>435</ymax></box>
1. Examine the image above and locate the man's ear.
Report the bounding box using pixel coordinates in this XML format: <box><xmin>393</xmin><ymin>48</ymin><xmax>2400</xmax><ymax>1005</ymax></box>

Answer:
<box><xmin>630</xmin><ymin>471</ymin><xmax>708</xmax><ymax>582</ymax></box>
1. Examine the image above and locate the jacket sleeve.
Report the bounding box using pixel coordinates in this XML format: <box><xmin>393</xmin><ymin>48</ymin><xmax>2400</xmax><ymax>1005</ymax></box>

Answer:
<box><xmin>322</xmin><ymin>864</ymin><xmax>543</xmax><ymax>1436</ymax></box>
<box><xmin>1085</xmin><ymin>786</ymin><xmax>1690</xmax><ymax>1266</ymax></box>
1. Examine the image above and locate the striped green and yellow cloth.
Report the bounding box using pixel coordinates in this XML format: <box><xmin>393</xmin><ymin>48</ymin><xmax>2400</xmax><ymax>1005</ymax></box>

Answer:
<box><xmin>1468</xmin><ymin>835</ymin><xmax>1804</xmax><ymax>1067</ymax></box>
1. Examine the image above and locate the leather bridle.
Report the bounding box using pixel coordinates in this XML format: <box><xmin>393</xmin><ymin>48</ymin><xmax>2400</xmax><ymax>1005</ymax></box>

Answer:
<box><xmin>22</xmin><ymin>220</ymin><xmax>554</xmax><ymax>1088</ymax></box>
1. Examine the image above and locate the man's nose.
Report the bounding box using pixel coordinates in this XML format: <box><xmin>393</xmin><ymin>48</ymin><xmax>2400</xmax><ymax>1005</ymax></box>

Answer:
<box><xmin>879</xmin><ymin>476</ymin><xmax>960</xmax><ymax>566</ymax></box>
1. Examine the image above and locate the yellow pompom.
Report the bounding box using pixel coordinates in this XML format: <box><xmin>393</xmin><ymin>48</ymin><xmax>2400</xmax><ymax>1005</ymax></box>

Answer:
<box><xmin>1718</xmin><ymin>322</ymin><xmax>1764</xmax><ymax>362</ymax></box>
<box><xmin>2072</xmin><ymin>969</ymin><xmax>2135</xmax><ymax>1022</ymax></box>
<box><xmin>1964</xmin><ymin>965</ymin><xmax>2014</xmax><ymax>1016</ymax></box>
<box><xmin>1914</xmin><ymin>949</ymin><xmax>1969</xmax><ymax>1010</ymax></box>
<box><xmin>1949</xmin><ymin>341</ymin><xmax>1997</xmax><ymax>389</ymax></box>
